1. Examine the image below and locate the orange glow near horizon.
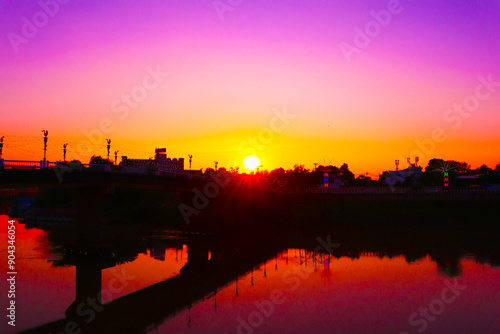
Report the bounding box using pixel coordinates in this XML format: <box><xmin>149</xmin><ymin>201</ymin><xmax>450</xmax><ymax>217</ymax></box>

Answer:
<box><xmin>1</xmin><ymin>131</ymin><xmax>499</xmax><ymax>176</ymax></box>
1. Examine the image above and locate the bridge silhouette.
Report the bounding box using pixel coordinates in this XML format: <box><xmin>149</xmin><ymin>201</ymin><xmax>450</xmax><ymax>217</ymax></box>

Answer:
<box><xmin>0</xmin><ymin>168</ymin><xmax>205</xmax><ymax>192</ymax></box>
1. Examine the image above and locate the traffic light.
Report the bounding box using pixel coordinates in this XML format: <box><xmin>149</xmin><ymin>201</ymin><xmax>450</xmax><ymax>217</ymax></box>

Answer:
<box><xmin>444</xmin><ymin>171</ymin><xmax>449</xmax><ymax>187</ymax></box>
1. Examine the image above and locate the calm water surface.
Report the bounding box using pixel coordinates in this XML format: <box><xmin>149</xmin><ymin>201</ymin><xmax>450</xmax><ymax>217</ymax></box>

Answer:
<box><xmin>1</xmin><ymin>214</ymin><xmax>499</xmax><ymax>334</ymax></box>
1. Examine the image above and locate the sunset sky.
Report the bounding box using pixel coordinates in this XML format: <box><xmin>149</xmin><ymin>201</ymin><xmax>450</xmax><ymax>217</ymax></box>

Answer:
<box><xmin>1</xmin><ymin>0</ymin><xmax>499</xmax><ymax>175</ymax></box>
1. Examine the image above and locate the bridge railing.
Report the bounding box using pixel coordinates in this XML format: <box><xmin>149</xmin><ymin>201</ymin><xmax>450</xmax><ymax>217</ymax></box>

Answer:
<box><xmin>0</xmin><ymin>159</ymin><xmax>205</xmax><ymax>180</ymax></box>
<box><xmin>1</xmin><ymin>160</ymin><xmax>44</xmax><ymax>169</ymax></box>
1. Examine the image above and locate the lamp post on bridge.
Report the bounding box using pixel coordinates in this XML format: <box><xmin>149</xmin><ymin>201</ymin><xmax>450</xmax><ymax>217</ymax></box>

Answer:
<box><xmin>0</xmin><ymin>136</ymin><xmax>4</xmax><ymax>160</ymax></box>
<box><xmin>63</xmin><ymin>143</ymin><xmax>68</xmax><ymax>162</ymax></box>
<box><xmin>114</xmin><ymin>150</ymin><xmax>119</xmax><ymax>165</ymax></box>
<box><xmin>42</xmin><ymin>130</ymin><xmax>48</xmax><ymax>167</ymax></box>
<box><xmin>106</xmin><ymin>139</ymin><xmax>111</xmax><ymax>161</ymax></box>
<box><xmin>188</xmin><ymin>154</ymin><xmax>193</xmax><ymax>170</ymax></box>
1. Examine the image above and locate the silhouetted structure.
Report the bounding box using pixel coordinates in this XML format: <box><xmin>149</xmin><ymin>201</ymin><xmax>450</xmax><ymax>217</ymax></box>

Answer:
<box><xmin>0</xmin><ymin>136</ymin><xmax>4</xmax><ymax>160</ymax></box>
<box><xmin>384</xmin><ymin>158</ymin><xmax>423</xmax><ymax>186</ymax></box>
<box><xmin>106</xmin><ymin>139</ymin><xmax>111</xmax><ymax>160</ymax></box>
<box><xmin>121</xmin><ymin>148</ymin><xmax>184</xmax><ymax>173</ymax></box>
<box><xmin>42</xmin><ymin>130</ymin><xmax>48</xmax><ymax>165</ymax></box>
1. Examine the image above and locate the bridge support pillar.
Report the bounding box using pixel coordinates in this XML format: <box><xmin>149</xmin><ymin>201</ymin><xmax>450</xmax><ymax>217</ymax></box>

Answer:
<box><xmin>65</xmin><ymin>186</ymin><xmax>111</xmax><ymax>318</ymax></box>
<box><xmin>180</xmin><ymin>239</ymin><xmax>210</xmax><ymax>276</ymax></box>
<box><xmin>66</xmin><ymin>263</ymin><xmax>103</xmax><ymax>317</ymax></box>
<box><xmin>69</xmin><ymin>186</ymin><xmax>112</xmax><ymax>247</ymax></box>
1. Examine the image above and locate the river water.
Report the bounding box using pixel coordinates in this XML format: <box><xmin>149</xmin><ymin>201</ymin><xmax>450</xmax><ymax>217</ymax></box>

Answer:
<box><xmin>1</xmin><ymin>213</ymin><xmax>499</xmax><ymax>334</ymax></box>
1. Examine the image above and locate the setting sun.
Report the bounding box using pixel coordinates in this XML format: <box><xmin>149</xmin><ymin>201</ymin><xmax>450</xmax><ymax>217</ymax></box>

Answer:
<box><xmin>243</xmin><ymin>155</ymin><xmax>261</xmax><ymax>171</ymax></box>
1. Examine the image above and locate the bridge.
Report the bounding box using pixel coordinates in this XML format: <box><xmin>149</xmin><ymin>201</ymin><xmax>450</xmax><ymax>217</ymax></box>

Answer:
<box><xmin>0</xmin><ymin>162</ymin><xmax>204</xmax><ymax>191</ymax></box>
<box><xmin>2</xmin><ymin>166</ymin><xmax>500</xmax><ymax>233</ymax></box>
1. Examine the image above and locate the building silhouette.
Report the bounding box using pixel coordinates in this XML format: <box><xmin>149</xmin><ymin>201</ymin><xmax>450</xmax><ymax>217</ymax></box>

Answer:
<box><xmin>121</xmin><ymin>148</ymin><xmax>184</xmax><ymax>174</ymax></box>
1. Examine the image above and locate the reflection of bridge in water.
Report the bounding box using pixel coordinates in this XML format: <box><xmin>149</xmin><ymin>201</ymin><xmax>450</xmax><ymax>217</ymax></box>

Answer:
<box><xmin>19</xmin><ymin>231</ymin><xmax>287</xmax><ymax>334</ymax></box>
<box><xmin>18</xmin><ymin>216</ymin><xmax>500</xmax><ymax>333</ymax></box>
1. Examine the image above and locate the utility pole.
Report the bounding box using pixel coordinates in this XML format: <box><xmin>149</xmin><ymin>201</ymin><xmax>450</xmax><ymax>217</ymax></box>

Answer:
<box><xmin>214</xmin><ymin>161</ymin><xmax>218</xmax><ymax>172</ymax></box>
<box><xmin>114</xmin><ymin>150</ymin><xmax>119</xmax><ymax>165</ymax></box>
<box><xmin>63</xmin><ymin>143</ymin><xmax>68</xmax><ymax>162</ymax></box>
<box><xmin>188</xmin><ymin>154</ymin><xmax>193</xmax><ymax>170</ymax></box>
<box><xmin>106</xmin><ymin>139</ymin><xmax>111</xmax><ymax>161</ymax></box>
<box><xmin>42</xmin><ymin>130</ymin><xmax>48</xmax><ymax>167</ymax></box>
<box><xmin>0</xmin><ymin>136</ymin><xmax>4</xmax><ymax>160</ymax></box>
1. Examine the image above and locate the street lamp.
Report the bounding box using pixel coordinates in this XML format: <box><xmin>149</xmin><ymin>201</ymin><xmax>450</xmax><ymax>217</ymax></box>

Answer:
<box><xmin>106</xmin><ymin>139</ymin><xmax>111</xmax><ymax>160</ymax></box>
<box><xmin>188</xmin><ymin>154</ymin><xmax>193</xmax><ymax>170</ymax></box>
<box><xmin>0</xmin><ymin>136</ymin><xmax>4</xmax><ymax>160</ymax></box>
<box><xmin>42</xmin><ymin>130</ymin><xmax>48</xmax><ymax>166</ymax></box>
<box><xmin>63</xmin><ymin>143</ymin><xmax>68</xmax><ymax>162</ymax></box>
<box><xmin>214</xmin><ymin>161</ymin><xmax>218</xmax><ymax>172</ymax></box>
<box><xmin>114</xmin><ymin>150</ymin><xmax>119</xmax><ymax>165</ymax></box>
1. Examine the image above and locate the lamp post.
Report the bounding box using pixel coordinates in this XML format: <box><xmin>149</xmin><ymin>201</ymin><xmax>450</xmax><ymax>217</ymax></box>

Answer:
<box><xmin>214</xmin><ymin>161</ymin><xmax>218</xmax><ymax>172</ymax></box>
<box><xmin>114</xmin><ymin>150</ymin><xmax>119</xmax><ymax>165</ymax></box>
<box><xmin>106</xmin><ymin>139</ymin><xmax>111</xmax><ymax>161</ymax></box>
<box><xmin>42</xmin><ymin>130</ymin><xmax>48</xmax><ymax>167</ymax></box>
<box><xmin>63</xmin><ymin>143</ymin><xmax>68</xmax><ymax>162</ymax></box>
<box><xmin>0</xmin><ymin>136</ymin><xmax>4</xmax><ymax>160</ymax></box>
<box><xmin>188</xmin><ymin>154</ymin><xmax>193</xmax><ymax>170</ymax></box>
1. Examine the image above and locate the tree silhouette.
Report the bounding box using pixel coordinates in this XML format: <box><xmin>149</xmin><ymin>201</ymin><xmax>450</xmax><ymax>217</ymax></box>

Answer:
<box><xmin>474</xmin><ymin>164</ymin><xmax>492</xmax><ymax>175</ymax></box>
<box><xmin>427</xmin><ymin>159</ymin><xmax>458</xmax><ymax>173</ymax></box>
<box><xmin>89</xmin><ymin>155</ymin><xmax>112</xmax><ymax>165</ymax></box>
